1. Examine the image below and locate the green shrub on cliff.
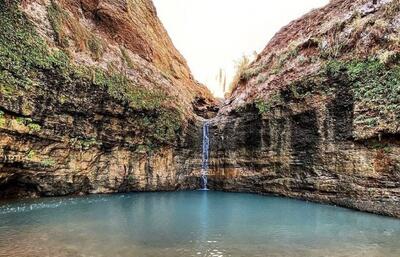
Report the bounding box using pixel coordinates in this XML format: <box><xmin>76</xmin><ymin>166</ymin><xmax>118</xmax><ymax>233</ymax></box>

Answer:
<box><xmin>27</xmin><ymin>123</ymin><xmax>42</xmax><ymax>133</ymax></box>
<box><xmin>255</xmin><ymin>92</ymin><xmax>283</xmax><ymax>115</ymax></box>
<box><xmin>253</xmin><ymin>57</ymin><xmax>400</xmax><ymax>132</ymax></box>
<box><xmin>255</xmin><ymin>100</ymin><xmax>269</xmax><ymax>114</ymax></box>
<box><xmin>127</xmin><ymin>175</ymin><xmax>135</xmax><ymax>183</ymax></box>
<box><xmin>27</xmin><ymin>150</ymin><xmax>36</xmax><ymax>160</ymax></box>
<box><xmin>326</xmin><ymin>58</ymin><xmax>400</xmax><ymax>132</ymax></box>
<box><xmin>78</xmin><ymin>138</ymin><xmax>100</xmax><ymax>150</ymax></box>
<box><xmin>47</xmin><ymin>0</ymin><xmax>70</xmax><ymax>48</ymax></box>
<box><xmin>326</xmin><ymin>59</ymin><xmax>400</xmax><ymax>107</ymax></box>
<box><xmin>92</xmin><ymin>68</ymin><xmax>167</xmax><ymax>110</ymax></box>
<box><xmin>41</xmin><ymin>158</ymin><xmax>56</xmax><ymax>167</ymax></box>
<box><xmin>152</xmin><ymin>109</ymin><xmax>181</xmax><ymax>144</ymax></box>
<box><xmin>15</xmin><ymin>117</ymin><xmax>41</xmax><ymax>132</ymax></box>
<box><xmin>0</xmin><ymin>2</ymin><xmax>51</xmax><ymax>94</ymax></box>
<box><xmin>0</xmin><ymin>111</ymin><xmax>5</xmax><ymax>127</ymax></box>
<box><xmin>0</xmin><ymin>1</ymin><xmax>77</xmax><ymax>96</ymax></box>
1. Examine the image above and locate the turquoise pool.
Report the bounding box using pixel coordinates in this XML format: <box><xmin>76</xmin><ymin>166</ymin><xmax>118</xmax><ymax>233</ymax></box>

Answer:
<box><xmin>0</xmin><ymin>191</ymin><xmax>399</xmax><ymax>257</ymax></box>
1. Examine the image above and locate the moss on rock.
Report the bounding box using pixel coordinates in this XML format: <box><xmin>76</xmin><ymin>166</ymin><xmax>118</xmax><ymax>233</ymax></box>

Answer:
<box><xmin>326</xmin><ymin>59</ymin><xmax>400</xmax><ymax>138</ymax></box>
<box><xmin>0</xmin><ymin>1</ymin><xmax>183</xmax><ymax>148</ymax></box>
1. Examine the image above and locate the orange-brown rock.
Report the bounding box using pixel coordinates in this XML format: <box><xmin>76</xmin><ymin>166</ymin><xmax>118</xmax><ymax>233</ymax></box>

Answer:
<box><xmin>0</xmin><ymin>0</ymin><xmax>215</xmax><ymax>198</ymax></box>
<box><xmin>209</xmin><ymin>0</ymin><xmax>400</xmax><ymax>218</ymax></box>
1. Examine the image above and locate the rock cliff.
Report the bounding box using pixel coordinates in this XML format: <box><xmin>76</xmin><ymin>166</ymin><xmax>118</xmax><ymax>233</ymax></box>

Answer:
<box><xmin>0</xmin><ymin>0</ymin><xmax>216</xmax><ymax>197</ymax></box>
<box><xmin>208</xmin><ymin>0</ymin><xmax>400</xmax><ymax>217</ymax></box>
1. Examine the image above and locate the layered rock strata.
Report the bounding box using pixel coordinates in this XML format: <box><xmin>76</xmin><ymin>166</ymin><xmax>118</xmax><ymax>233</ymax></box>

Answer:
<box><xmin>0</xmin><ymin>0</ymin><xmax>215</xmax><ymax>197</ymax></box>
<box><xmin>208</xmin><ymin>0</ymin><xmax>400</xmax><ymax>217</ymax></box>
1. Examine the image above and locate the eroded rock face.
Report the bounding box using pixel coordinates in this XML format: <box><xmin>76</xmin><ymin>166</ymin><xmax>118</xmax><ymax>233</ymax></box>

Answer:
<box><xmin>209</xmin><ymin>0</ymin><xmax>400</xmax><ymax>217</ymax></box>
<box><xmin>0</xmin><ymin>0</ymin><xmax>213</xmax><ymax>198</ymax></box>
<box><xmin>0</xmin><ymin>82</ymin><xmax>204</xmax><ymax>197</ymax></box>
<box><xmin>208</xmin><ymin>100</ymin><xmax>400</xmax><ymax>218</ymax></box>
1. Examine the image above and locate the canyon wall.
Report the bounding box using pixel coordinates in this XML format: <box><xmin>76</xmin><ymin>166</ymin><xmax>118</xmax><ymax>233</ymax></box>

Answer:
<box><xmin>208</xmin><ymin>0</ymin><xmax>400</xmax><ymax>217</ymax></box>
<box><xmin>0</xmin><ymin>0</ymin><xmax>214</xmax><ymax>197</ymax></box>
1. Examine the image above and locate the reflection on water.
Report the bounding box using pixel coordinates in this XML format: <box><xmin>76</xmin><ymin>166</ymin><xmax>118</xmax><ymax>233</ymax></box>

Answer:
<box><xmin>0</xmin><ymin>191</ymin><xmax>399</xmax><ymax>257</ymax></box>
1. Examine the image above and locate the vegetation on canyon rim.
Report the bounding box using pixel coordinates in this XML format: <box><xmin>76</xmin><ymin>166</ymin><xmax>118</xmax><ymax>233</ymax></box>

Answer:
<box><xmin>252</xmin><ymin>57</ymin><xmax>400</xmax><ymax>142</ymax></box>
<box><xmin>327</xmin><ymin>59</ymin><xmax>400</xmax><ymax>132</ymax></box>
<box><xmin>236</xmin><ymin>0</ymin><xmax>400</xmax><ymax>142</ymax></box>
<box><xmin>255</xmin><ymin>58</ymin><xmax>400</xmax><ymax>105</ymax></box>
<box><xmin>0</xmin><ymin>1</ymin><xmax>182</xmax><ymax>149</ymax></box>
<box><xmin>227</xmin><ymin>55</ymin><xmax>252</xmax><ymax>96</ymax></box>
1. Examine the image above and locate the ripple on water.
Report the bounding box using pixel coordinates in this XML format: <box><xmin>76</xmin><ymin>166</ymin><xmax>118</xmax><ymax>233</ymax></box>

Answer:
<box><xmin>0</xmin><ymin>191</ymin><xmax>399</xmax><ymax>257</ymax></box>
<box><xmin>0</xmin><ymin>196</ymin><xmax>110</xmax><ymax>215</ymax></box>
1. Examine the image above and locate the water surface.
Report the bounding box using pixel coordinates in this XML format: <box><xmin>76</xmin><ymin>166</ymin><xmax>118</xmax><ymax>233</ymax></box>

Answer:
<box><xmin>0</xmin><ymin>191</ymin><xmax>399</xmax><ymax>257</ymax></box>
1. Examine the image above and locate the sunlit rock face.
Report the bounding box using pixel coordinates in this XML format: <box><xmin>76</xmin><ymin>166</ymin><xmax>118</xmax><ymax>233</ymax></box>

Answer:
<box><xmin>208</xmin><ymin>0</ymin><xmax>400</xmax><ymax>217</ymax></box>
<box><xmin>0</xmin><ymin>0</ymin><xmax>216</xmax><ymax>197</ymax></box>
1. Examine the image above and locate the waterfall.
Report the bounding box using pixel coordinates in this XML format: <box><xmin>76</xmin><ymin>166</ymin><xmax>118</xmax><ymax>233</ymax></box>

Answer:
<box><xmin>200</xmin><ymin>121</ymin><xmax>210</xmax><ymax>190</ymax></box>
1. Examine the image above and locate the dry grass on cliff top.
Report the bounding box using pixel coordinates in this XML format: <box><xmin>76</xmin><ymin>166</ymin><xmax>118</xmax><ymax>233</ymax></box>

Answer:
<box><xmin>220</xmin><ymin>0</ymin><xmax>400</xmax><ymax>140</ymax></box>
<box><xmin>226</xmin><ymin>0</ymin><xmax>400</xmax><ymax>106</ymax></box>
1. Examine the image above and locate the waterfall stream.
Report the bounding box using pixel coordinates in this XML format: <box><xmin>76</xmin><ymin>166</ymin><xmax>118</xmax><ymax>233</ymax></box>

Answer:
<box><xmin>200</xmin><ymin>121</ymin><xmax>210</xmax><ymax>190</ymax></box>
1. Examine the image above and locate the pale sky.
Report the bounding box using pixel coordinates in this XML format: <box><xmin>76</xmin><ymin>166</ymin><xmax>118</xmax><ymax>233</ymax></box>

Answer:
<box><xmin>153</xmin><ymin>0</ymin><xmax>329</xmax><ymax>97</ymax></box>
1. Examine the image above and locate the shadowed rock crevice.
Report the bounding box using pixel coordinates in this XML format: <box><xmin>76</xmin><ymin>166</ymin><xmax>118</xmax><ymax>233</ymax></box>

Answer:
<box><xmin>327</xmin><ymin>79</ymin><xmax>355</xmax><ymax>142</ymax></box>
<box><xmin>290</xmin><ymin>109</ymin><xmax>319</xmax><ymax>167</ymax></box>
<box><xmin>0</xmin><ymin>177</ymin><xmax>40</xmax><ymax>199</ymax></box>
